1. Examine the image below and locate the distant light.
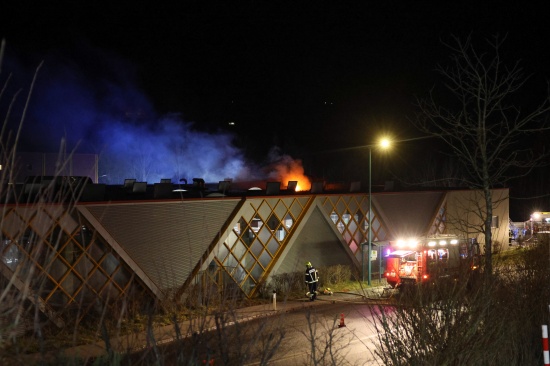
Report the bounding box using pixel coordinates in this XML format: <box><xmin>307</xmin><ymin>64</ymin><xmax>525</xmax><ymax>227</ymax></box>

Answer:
<box><xmin>228</xmin><ymin>121</ymin><xmax>235</xmax><ymax>126</ymax></box>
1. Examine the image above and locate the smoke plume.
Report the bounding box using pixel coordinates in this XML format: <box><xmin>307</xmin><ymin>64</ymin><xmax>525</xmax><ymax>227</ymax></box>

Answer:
<box><xmin>1</xmin><ymin>44</ymin><xmax>309</xmax><ymax>186</ymax></box>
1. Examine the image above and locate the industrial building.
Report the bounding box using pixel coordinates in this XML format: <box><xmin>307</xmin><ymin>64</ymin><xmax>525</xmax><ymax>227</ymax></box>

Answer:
<box><xmin>0</xmin><ymin>173</ymin><xmax>509</xmax><ymax>327</ymax></box>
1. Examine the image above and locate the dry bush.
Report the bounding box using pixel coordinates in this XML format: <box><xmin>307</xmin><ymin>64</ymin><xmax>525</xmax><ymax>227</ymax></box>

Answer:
<box><xmin>372</xmin><ymin>242</ymin><xmax>550</xmax><ymax>365</ymax></box>
<box><xmin>181</xmin><ymin>281</ymin><xmax>223</xmax><ymax>310</ymax></box>
<box><xmin>119</xmin><ymin>289</ymin><xmax>286</xmax><ymax>366</ymax></box>
<box><xmin>491</xmin><ymin>239</ymin><xmax>504</xmax><ymax>254</ymax></box>
<box><xmin>318</xmin><ymin>264</ymin><xmax>353</xmax><ymax>287</ymax></box>
<box><xmin>254</xmin><ymin>276</ymin><xmax>272</xmax><ymax>299</ymax></box>
<box><xmin>270</xmin><ymin>271</ymin><xmax>304</xmax><ymax>297</ymax></box>
<box><xmin>269</xmin><ymin>265</ymin><xmax>353</xmax><ymax>298</ymax></box>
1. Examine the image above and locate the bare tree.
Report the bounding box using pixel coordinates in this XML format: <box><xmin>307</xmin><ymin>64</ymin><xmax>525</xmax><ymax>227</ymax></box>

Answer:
<box><xmin>300</xmin><ymin>311</ymin><xmax>355</xmax><ymax>366</ymax></box>
<box><xmin>2</xmin><ymin>38</ymin><xmax>290</xmax><ymax>365</ymax></box>
<box><xmin>413</xmin><ymin>34</ymin><xmax>550</xmax><ymax>278</ymax></box>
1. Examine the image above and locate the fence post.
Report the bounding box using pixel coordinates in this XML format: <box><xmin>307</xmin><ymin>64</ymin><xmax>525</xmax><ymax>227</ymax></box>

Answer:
<box><xmin>542</xmin><ymin>325</ymin><xmax>549</xmax><ymax>365</ymax></box>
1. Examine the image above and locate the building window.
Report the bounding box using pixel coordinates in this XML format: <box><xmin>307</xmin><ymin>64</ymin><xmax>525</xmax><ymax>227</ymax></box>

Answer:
<box><xmin>337</xmin><ymin>221</ymin><xmax>344</xmax><ymax>233</ymax></box>
<box><xmin>491</xmin><ymin>216</ymin><xmax>499</xmax><ymax>228</ymax></box>
<box><xmin>251</xmin><ymin>215</ymin><xmax>263</xmax><ymax>233</ymax></box>
<box><xmin>284</xmin><ymin>214</ymin><xmax>293</xmax><ymax>229</ymax></box>
<box><xmin>275</xmin><ymin>228</ymin><xmax>285</xmax><ymax>241</ymax></box>
<box><xmin>342</xmin><ymin>213</ymin><xmax>351</xmax><ymax>225</ymax></box>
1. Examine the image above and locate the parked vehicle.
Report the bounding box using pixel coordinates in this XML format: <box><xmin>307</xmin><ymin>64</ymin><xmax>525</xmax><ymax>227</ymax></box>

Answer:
<box><xmin>527</xmin><ymin>211</ymin><xmax>550</xmax><ymax>235</ymax></box>
<box><xmin>384</xmin><ymin>250</ymin><xmax>414</xmax><ymax>288</ymax></box>
<box><xmin>384</xmin><ymin>234</ymin><xmax>480</xmax><ymax>287</ymax></box>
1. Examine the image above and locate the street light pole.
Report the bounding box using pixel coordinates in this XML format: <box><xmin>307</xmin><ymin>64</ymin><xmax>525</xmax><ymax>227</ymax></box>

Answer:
<box><xmin>368</xmin><ymin>146</ymin><xmax>372</xmax><ymax>286</ymax></box>
<box><xmin>360</xmin><ymin>137</ymin><xmax>392</xmax><ymax>285</ymax></box>
<box><xmin>361</xmin><ymin>147</ymin><xmax>373</xmax><ymax>285</ymax></box>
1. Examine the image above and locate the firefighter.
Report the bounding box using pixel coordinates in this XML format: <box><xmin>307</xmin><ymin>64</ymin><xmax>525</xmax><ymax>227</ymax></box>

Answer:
<box><xmin>305</xmin><ymin>261</ymin><xmax>319</xmax><ymax>301</ymax></box>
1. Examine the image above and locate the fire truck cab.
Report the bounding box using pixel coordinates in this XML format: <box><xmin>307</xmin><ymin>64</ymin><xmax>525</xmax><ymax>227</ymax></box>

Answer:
<box><xmin>528</xmin><ymin>211</ymin><xmax>550</xmax><ymax>235</ymax></box>
<box><xmin>385</xmin><ymin>234</ymin><xmax>480</xmax><ymax>287</ymax></box>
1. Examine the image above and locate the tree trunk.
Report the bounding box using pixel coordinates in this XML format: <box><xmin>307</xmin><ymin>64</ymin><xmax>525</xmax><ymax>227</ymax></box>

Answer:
<box><xmin>483</xmin><ymin>185</ymin><xmax>493</xmax><ymax>281</ymax></box>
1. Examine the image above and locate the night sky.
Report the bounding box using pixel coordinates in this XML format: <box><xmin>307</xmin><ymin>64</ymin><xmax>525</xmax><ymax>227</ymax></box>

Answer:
<box><xmin>2</xmin><ymin>1</ymin><xmax>550</xmax><ymax>219</ymax></box>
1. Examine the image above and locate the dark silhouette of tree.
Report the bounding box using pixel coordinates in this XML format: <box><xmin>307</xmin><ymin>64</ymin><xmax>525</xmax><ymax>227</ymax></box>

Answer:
<box><xmin>413</xmin><ymin>34</ymin><xmax>550</xmax><ymax>279</ymax></box>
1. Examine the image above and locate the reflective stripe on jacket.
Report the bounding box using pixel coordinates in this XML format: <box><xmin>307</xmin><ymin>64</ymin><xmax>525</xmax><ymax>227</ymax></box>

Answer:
<box><xmin>305</xmin><ymin>267</ymin><xmax>318</xmax><ymax>283</ymax></box>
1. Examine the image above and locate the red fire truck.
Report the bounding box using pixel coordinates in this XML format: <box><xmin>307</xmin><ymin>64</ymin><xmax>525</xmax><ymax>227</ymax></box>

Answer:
<box><xmin>384</xmin><ymin>234</ymin><xmax>480</xmax><ymax>288</ymax></box>
<box><xmin>528</xmin><ymin>211</ymin><xmax>550</xmax><ymax>235</ymax></box>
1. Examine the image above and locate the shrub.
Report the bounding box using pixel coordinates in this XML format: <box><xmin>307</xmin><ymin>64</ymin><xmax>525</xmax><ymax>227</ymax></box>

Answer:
<box><xmin>373</xmin><ymin>241</ymin><xmax>550</xmax><ymax>365</ymax></box>
<box><xmin>318</xmin><ymin>264</ymin><xmax>353</xmax><ymax>286</ymax></box>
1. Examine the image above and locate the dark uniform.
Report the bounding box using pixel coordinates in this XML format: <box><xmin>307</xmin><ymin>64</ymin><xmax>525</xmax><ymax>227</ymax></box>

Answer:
<box><xmin>305</xmin><ymin>262</ymin><xmax>319</xmax><ymax>301</ymax></box>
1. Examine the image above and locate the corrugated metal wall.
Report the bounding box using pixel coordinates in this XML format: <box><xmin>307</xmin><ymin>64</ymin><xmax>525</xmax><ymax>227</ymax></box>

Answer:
<box><xmin>374</xmin><ymin>191</ymin><xmax>446</xmax><ymax>238</ymax></box>
<box><xmin>275</xmin><ymin>206</ymin><xmax>352</xmax><ymax>274</ymax></box>
<box><xmin>80</xmin><ymin>199</ymin><xmax>241</xmax><ymax>293</ymax></box>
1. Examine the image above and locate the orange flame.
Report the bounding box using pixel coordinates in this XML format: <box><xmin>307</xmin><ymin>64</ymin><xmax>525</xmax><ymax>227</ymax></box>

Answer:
<box><xmin>269</xmin><ymin>155</ymin><xmax>311</xmax><ymax>191</ymax></box>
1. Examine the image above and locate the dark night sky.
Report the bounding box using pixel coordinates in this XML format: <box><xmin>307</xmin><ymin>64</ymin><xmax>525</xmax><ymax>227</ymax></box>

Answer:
<box><xmin>2</xmin><ymin>1</ymin><xmax>550</xmax><ymax>219</ymax></box>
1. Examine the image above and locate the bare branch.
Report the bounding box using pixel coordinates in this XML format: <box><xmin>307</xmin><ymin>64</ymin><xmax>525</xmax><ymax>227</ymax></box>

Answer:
<box><xmin>412</xmin><ymin>34</ymin><xmax>550</xmax><ymax>277</ymax></box>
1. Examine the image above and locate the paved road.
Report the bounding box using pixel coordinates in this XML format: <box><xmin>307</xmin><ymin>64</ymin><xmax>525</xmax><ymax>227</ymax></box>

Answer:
<box><xmin>242</xmin><ymin>300</ymin><xmax>385</xmax><ymax>366</ymax></box>
<box><xmin>16</xmin><ymin>288</ymin><xmax>393</xmax><ymax>365</ymax></box>
<box><xmin>120</xmin><ymin>293</ymin><xmax>391</xmax><ymax>365</ymax></box>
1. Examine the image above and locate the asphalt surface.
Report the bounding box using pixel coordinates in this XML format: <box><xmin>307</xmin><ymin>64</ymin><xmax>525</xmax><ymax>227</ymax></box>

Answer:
<box><xmin>13</xmin><ymin>286</ymin><xmax>390</xmax><ymax>364</ymax></box>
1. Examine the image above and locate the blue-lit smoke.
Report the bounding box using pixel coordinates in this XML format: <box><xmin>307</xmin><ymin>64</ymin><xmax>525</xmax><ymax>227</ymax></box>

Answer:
<box><xmin>96</xmin><ymin>116</ymin><xmax>252</xmax><ymax>184</ymax></box>
<box><xmin>3</xmin><ymin>46</ymin><xmax>259</xmax><ymax>184</ymax></box>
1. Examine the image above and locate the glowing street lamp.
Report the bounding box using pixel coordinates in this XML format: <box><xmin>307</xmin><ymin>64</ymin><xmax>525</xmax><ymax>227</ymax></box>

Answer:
<box><xmin>316</xmin><ymin>135</ymin><xmax>432</xmax><ymax>285</ymax></box>
<box><xmin>379</xmin><ymin>138</ymin><xmax>391</xmax><ymax>149</ymax></box>
<box><xmin>363</xmin><ymin>137</ymin><xmax>392</xmax><ymax>285</ymax></box>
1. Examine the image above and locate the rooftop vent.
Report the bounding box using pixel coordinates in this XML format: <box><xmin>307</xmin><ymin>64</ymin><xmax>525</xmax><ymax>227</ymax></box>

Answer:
<box><xmin>311</xmin><ymin>181</ymin><xmax>324</xmax><ymax>194</ymax></box>
<box><xmin>192</xmin><ymin>178</ymin><xmax>205</xmax><ymax>189</ymax></box>
<box><xmin>287</xmin><ymin>181</ymin><xmax>297</xmax><ymax>192</ymax></box>
<box><xmin>266</xmin><ymin>181</ymin><xmax>281</xmax><ymax>195</ymax></box>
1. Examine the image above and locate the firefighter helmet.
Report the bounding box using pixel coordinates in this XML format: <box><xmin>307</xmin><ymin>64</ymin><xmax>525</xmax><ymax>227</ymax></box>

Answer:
<box><xmin>306</xmin><ymin>261</ymin><xmax>312</xmax><ymax>267</ymax></box>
